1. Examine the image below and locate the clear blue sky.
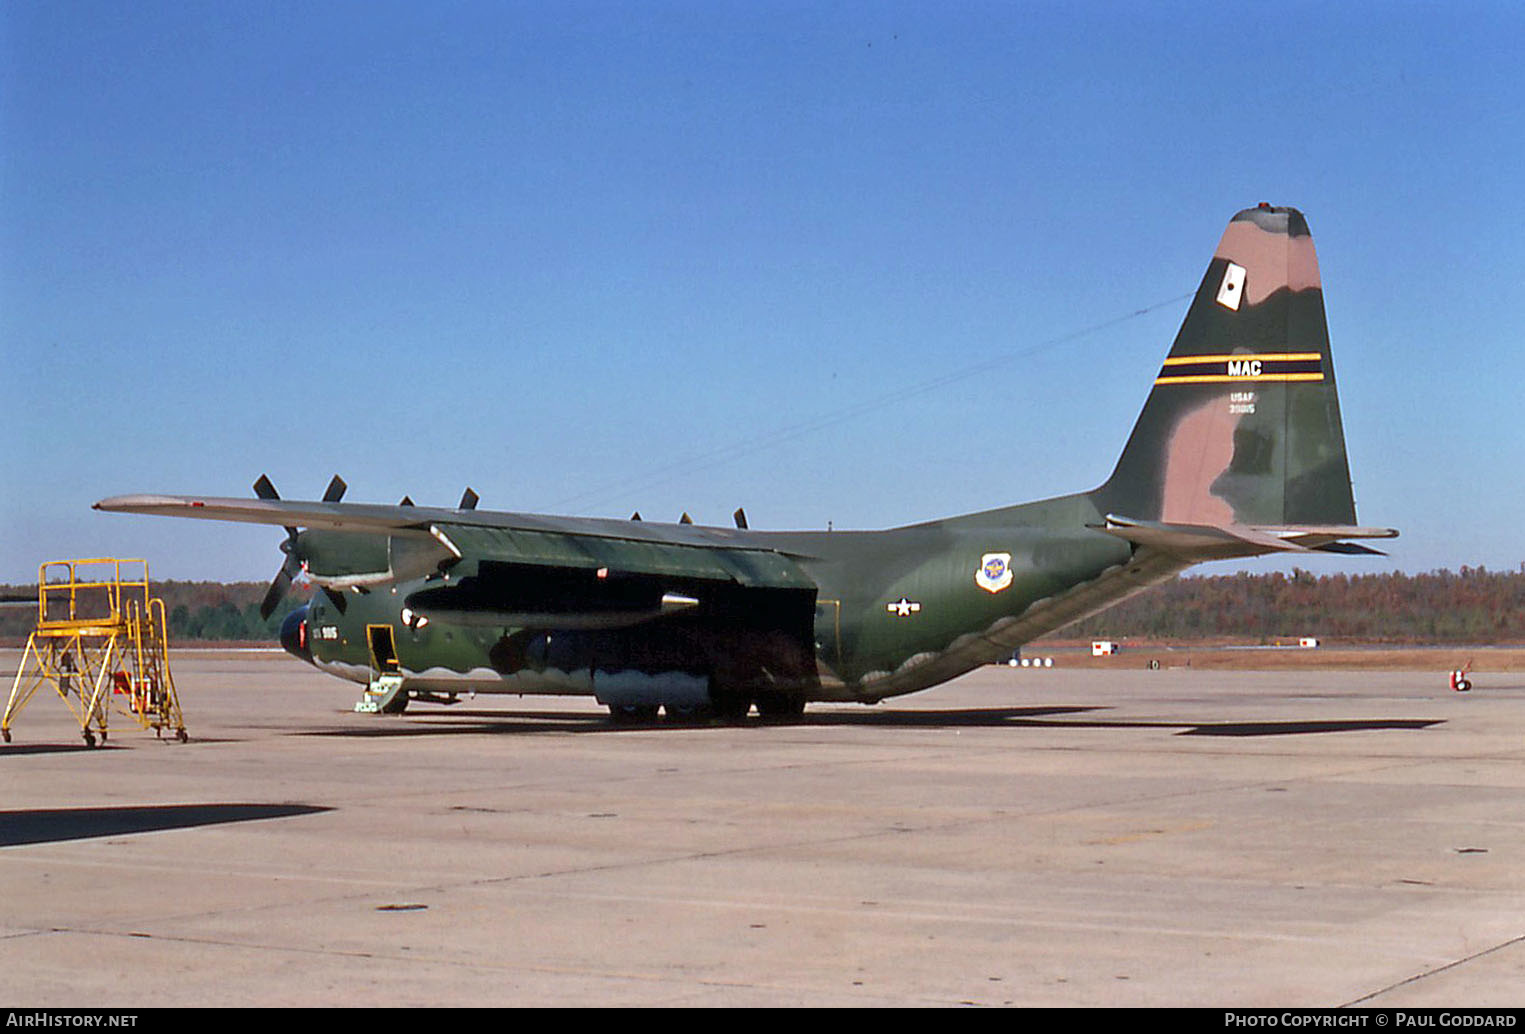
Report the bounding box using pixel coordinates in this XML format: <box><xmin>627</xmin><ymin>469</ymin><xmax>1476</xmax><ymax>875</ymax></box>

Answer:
<box><xmin>3</xmin><ymin>1</ymin><xmax>1522</xmax><ymax>583</ymax></box>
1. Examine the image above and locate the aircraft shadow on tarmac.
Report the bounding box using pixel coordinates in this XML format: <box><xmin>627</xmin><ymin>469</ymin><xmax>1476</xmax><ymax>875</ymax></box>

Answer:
<box><xmin>0</xmin><ymin>738</ymin><xmax>244</xmax><ymax>756</ymax></box>
<box><xmin>0</xmin><ymin>803</ymin><xmax>332</xmax><ymax>848</ymax></box>
<box><xmin>0</xmin><ymin>743</ymin><xmax>117</xmax><ymax>757</ymax></box>
<box><xmin>296</xmin><ymin>706</ymin><xmax>1444</xmax><ymax>740</ymax></box>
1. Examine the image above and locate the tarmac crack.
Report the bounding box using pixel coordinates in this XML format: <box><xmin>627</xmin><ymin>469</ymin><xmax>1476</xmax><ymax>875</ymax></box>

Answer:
<box><xmin>1340</xmin><ymin>930</ymin><xmax>1525</xmax><ymax>1007</ymax></box>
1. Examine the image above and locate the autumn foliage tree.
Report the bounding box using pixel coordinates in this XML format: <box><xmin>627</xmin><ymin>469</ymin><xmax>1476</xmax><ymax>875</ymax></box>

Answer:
<box><xmin>2</xmin><ymin>569</ymin><xmax>1522</xmax><ymax>646</ymax></box>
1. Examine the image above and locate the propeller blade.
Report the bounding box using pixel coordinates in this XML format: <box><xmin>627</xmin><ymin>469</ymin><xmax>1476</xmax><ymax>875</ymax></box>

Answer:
<box><xmin>400</xmin><ymin>495</ymin><xmax>414</xmax><ymax>506</ymax></box>
<box><xmin>459</xmin><ymin>487</ymin><xmax>479</xmax><ymax>510</ymax></box>
<box><xmin>252</xmin><ymin>473</ymin><xmax>304</xmax><ymax>620</ymax></box>
<box><xmin>259</xmin><ymin>570</ymin><xmax>291</xmax><ymax>621</ymax></box>
<box><xmin>259</xmin><ymin>552</ymin><xmax>302</xmax><ymax>621</ymax></box>
<box><xmin>322</xmin><ymin>587</ymin><xmax>348</xmax><ymax>615</ymax></box>
<box><xmin>733</xmin><ymin>507</ymin><xmax>748</xmax><ymax>530</ymax></box>
<box><xmin>630</xmin><ymin>511</ymin><xmax>642</xmax><ymax>521</ymax></box>
<box><xmin>252</xmin><ymin>475</ymin><xmax>297</xmax><ymax>538</ymax></box>
<box><xmin>323</xmin><ymin>475</ymin><xmax>347</xmax><ymax>503</ymax></box>
<box><xmin>679</xmin><ymin>512</ymin><xmax>693</xmax><ymax>525</ymax></box>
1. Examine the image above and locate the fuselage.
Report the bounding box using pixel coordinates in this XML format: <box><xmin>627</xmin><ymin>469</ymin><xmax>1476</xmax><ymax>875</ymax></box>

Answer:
<box><xmin>280</xmin><ymin>490</ymin><xmax>1153</xmax><ymax>706</ymax></box>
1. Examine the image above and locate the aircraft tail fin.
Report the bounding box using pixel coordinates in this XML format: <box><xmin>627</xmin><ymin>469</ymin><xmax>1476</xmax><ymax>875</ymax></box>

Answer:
<box><xmin>1091</xmin><ymin>205</ymin><xmax>1367</xmax><ymax>532</ymax></box>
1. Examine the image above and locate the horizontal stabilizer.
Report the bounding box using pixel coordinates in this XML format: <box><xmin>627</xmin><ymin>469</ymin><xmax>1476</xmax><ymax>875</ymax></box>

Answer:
<box><xmin>1308</xmin><ymin>540</ymin><xmax>1388</xmax><ymax>556</ymax></box>
<box><xmin>1099</xmin><ymin>514</ymin><xmax>1396</xmax><ymax>561</ymax></box>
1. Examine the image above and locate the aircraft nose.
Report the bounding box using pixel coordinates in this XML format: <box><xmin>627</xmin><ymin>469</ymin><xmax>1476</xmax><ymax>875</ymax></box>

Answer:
<box><xmin>279</xmin><ymin>604</ymin><xmax>314</xmax><ymax>665</ymax></box>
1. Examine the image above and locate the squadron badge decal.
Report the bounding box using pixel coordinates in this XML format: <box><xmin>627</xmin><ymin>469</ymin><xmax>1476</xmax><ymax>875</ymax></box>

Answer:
<box><xmin>976</xmin><ymin>552</ymin><xmax>1013</xmax><ymax>594</ymax></box>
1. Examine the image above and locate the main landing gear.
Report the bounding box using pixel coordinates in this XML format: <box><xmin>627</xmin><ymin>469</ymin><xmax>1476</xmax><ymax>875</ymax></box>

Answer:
<box><xmin>605</xmin><ymin>692</ymin><xmax>807</xmax><ymax>725</ymax></box>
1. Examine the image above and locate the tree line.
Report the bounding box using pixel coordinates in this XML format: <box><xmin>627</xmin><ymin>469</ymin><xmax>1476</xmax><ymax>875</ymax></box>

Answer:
<box><xmin>2</xmin><ymin>566</ymin><xmax>1522</xmax><ymax>645</ymax></box>
<box><xmin>1060</xmin><ymin>566</ymin><xmax>1525</xmax><ymax>643</ymax></box>
<box><xmin>0</xmin><ymin>580</ymin><xmax>310</xmax><ymax>645</ymax></box>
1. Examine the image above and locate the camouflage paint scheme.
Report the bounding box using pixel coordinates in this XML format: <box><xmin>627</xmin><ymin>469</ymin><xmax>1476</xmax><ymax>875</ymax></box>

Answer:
<box><xmin>97</xmin><ymin>206</ymin><xmax>1395</xmax><ymax>719</ymax></box>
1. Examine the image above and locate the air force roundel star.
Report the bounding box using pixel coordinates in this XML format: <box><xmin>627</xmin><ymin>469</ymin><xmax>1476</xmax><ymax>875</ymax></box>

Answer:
<box><xmin>976</xmin><ymin>552</ymin><xmax>1013</xmax><ymax>594</ymax></box>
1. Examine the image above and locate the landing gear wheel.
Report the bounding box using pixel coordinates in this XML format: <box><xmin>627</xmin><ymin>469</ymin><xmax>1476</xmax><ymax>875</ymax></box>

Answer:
<box><xmin>82</xmin><ymin>730</ymin><xmax>96</xmax><ymax>748</ymax></box>
<box><xmin>711</xmin><ymin>693</ymin><xmax>752</xmax><ymax>723</ymax></box>
<box><xmin>755</xmin><ymin>692</ymin><xmax>805</xmax><ymax>722</ymax></box>
<box><xmin>663</xmin><ymin>702</ymin><xmax>710</xmax><ymax>723</ymax></box>
<box><xmin>381</xmin><ymin>693</ymin><xmax>410</xmax><ymax>714</ymax></box>
<box><xmin>610</xmin><ymin>704</ymin><xmax>659</xmax><ymax>724</ymax></box>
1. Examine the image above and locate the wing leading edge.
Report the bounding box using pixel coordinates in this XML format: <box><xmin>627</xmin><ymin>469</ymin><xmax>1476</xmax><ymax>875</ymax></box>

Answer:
<box><xmin>92</xmin><ymin>492</ymin><xmax>816</xmax><ymax>591</ymax></box>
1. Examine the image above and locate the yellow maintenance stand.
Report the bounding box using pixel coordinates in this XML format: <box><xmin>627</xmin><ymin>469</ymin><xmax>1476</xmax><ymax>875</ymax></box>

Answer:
<box><xmin>3</xmin><ymin>559</ymin><xmax>186</xmax><ymax>747</ymax></box>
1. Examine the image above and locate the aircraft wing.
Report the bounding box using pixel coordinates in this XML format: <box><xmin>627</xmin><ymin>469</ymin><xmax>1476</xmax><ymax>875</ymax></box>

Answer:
<box><xmin>94</xmin><ymin>493</ymin><xmax>437</xmax><ymax>535</ymax></box>
<box><xmin>93</xmin><ymin>492</ymin><xmax>817</xmax><ymax>596</ymax></box>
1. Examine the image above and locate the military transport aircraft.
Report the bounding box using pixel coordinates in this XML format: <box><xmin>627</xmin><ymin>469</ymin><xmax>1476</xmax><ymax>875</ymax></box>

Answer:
<box><xmin>97</xmin><ymin>205</ymin><xmax>1395</xmax><ymax>720</ymax></box>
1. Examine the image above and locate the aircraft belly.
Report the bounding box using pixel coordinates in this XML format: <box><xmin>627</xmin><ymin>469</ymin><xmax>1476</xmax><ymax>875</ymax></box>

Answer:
<box><xmin>311</xmin><ymin>654</ymin><xmax>598</xmax><ymax>696</ymax></box>
<box><xmin>358</xmin><ymin>664</ymin><xmax>721</xmax><ymax>702</ymax></box>
<box><xmin>312</xmin><ymin>657</ymin><xmax>373</xmax><ymax>686</ymax></box>
<box><xmin>403</xmin><ymin>667</ymin><xmax>595</xmax><ymax>696</ymax></box>
<box><xmin>591</xmin><ymin>670</ymin><xmax>709</xmax><ymax>709</ymax></box>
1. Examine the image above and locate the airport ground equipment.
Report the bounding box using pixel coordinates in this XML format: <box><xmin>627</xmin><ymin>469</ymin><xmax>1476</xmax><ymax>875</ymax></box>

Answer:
<box><xmin>2</xmin><ymin>559</ymin><xmax>187</xmax><ymax>747</ymax></box>
<box><xmin>352</xmin><ymin>621</ymin><xmax>410</xmax><ymax>713</ymax></box>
